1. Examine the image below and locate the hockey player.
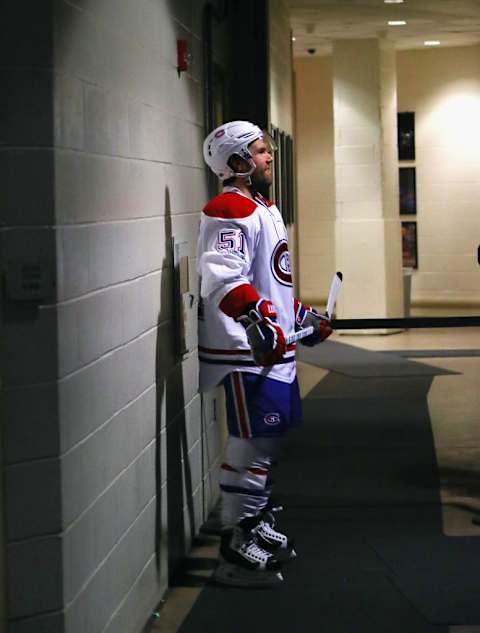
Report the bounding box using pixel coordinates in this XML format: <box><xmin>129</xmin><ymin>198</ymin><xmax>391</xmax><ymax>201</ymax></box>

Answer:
<box><xmin>197</xmin><ymin>120</ymin><xmax>332</xmax><ymax>587</ymax></box>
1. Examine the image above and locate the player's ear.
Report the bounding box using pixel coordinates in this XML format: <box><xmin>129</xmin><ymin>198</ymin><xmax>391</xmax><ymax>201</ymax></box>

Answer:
<box><xmin>227</xmin><ymin>153</ymin><xmax>251</xmax><ymax>174</ymax></box>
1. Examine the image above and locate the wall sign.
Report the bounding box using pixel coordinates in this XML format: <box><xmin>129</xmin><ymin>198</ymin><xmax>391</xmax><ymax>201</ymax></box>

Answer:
<box><xmin>398</xmin><ymin>112</ymin><xmax>415</xmax><ymax>161</ymax></box>
<box><xmin>401</xmin><ymin>221</ymin><xmax>418</xmax><ymax>269</ymax></box>
<box><xmin>399</xmin><ymin>167</ymin><xmax>417</xmax><ymax>215</ymax></box>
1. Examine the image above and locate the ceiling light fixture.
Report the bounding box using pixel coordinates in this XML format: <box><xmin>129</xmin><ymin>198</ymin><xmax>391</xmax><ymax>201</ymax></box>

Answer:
<box><xmin>388</xmin><ymin>20</ymin><xmax>407</xmax><ymax>26</ymax></box>
<box><xmin>424</xmin><ymin>40</ymin><xmax>440</xmax><ymax>46</ymax></box>
<box><xmin>384</xmin><ymin>0</ymin><xmax>404</xmax><ymax>3</ymax></box>
<box><xmin>292</xmin><ymin>36</ymin><xmax>296</xmax><ymax>41</ymax></box>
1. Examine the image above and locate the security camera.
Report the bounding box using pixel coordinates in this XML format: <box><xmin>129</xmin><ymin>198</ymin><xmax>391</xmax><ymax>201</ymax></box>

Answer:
<box><xmin>307</xmin><ymin>48</ymin><xmax>316</xmax><ymax>55</ymax></box>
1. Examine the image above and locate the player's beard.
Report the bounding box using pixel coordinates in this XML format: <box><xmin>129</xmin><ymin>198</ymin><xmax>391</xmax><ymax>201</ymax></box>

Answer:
<box><xmin>251</xmin><ymin>165</ymin><xmax>272</xmax><ymax>189</ymax></box>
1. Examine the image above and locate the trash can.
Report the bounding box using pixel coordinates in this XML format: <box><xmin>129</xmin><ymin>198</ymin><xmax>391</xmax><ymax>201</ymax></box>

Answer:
<box><xmin>403</xmin><ymin>267</ymin><xmax>413</xmax><ymax>318</ymax></box>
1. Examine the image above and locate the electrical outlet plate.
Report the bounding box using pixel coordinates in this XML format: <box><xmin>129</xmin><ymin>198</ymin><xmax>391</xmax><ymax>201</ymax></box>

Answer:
<box><xmin>173</xmin><ymin>238</ymin><xmax>196</xmax><ymax>356</ymax></box>
<box><xmin>4</xmin><ymin>259</ymin><xmax>55</xmax><ymax>303</ymax></box>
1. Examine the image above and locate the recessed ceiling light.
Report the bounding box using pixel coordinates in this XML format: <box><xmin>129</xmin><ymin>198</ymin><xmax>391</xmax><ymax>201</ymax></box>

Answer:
<box><xmin>388</xmin><ymin>20</ymin><xmax>407</xmax><ymax>26</ymax></box>
<box><xmin>424</xmin><ymin>40</ymin><xmax>440</xmax><ymax>46</ymax></box>
<box><xmin>292</xmin><ymin>36</ymin><xmax>296</xmax><ymax>41</ymax></box>
<box><xmin>384</xmin><ymin>0</ymin><xmax>404</xmax><ymax>3</ymax></box>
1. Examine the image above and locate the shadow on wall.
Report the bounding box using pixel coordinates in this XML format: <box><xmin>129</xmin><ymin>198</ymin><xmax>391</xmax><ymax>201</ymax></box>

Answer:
<box><xmin>155</xmin><ymin>188</ymin><xmax>195</xmax><ymax>588</ymax></box>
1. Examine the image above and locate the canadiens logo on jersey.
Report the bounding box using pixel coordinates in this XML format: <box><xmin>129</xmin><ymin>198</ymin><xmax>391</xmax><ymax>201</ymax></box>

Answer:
<box><xmin>271</xmin><ymin>239</ymin><xmax>292</xmax><ymax>287</ymax></box>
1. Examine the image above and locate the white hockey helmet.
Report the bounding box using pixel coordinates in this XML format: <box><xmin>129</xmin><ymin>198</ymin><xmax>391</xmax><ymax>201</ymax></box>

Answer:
<box><xmin>203</xmin><ymin>120</ymin><xmax>267</xmax><ymax>181</ymax></box>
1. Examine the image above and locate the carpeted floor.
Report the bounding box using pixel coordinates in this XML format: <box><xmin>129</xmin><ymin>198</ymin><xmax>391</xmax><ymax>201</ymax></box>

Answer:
<box><xmin>175</xmin><ymin>341</ymin><xmax>480</xmax><ymax>633</ymax></box>
<box><xmin>385</xmin><ymin>349</ymin><xmax>480</xmax><ymax>358</ymax></box>
<box><xmin>297</xmin><ymin>340</ymin><xmax>458</xmax><ymax>377</ymax></box>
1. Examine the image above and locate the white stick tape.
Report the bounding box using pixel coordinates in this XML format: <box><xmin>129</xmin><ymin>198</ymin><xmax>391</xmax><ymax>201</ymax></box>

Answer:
<box><xmin>285</xmin><ymin>326</ymin><xmax>314</xmax><ymax>345</ymax></box>
<box><xmin>326</xmin><ymin>271</ymin><xmax>343</xmax><ymax>318</ymax></box>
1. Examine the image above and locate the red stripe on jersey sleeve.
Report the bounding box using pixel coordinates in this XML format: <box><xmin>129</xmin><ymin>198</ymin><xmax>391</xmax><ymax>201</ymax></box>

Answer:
<box><xmin>219</xmin><ymin>283</ymin><xmax>260</xmax><ymax>318</ymax></box>
<box><xmin>203</xmin><ymin>192</ymin><xmax>257</xmax><ymax>219</ymax></box>
<box><xmin>247</xmin><ymin>467</ymin><xmax>269</xmax><ymax>476</ymax></box>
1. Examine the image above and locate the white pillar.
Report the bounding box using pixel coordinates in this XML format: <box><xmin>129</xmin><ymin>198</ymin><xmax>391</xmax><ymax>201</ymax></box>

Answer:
<box><xmin>333</xmin><ymin>39</ymin><xmax>403</xmax><ymax>321</ymax></box>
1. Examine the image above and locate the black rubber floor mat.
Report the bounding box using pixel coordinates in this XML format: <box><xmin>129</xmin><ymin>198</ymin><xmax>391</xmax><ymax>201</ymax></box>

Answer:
<box><xmin>384</xmin><ymin>349</ymin><xmax>480</xmax><ymax>358</ymax></box>
<box><xmin>175</xmin><ymin>346</ymin><xmax>477</xmax><ymax>632</ymax></box>
<box><xmin>298</xmin><ymin>340</ymin><xmax>458</xmax><ymax>377</ymax></box>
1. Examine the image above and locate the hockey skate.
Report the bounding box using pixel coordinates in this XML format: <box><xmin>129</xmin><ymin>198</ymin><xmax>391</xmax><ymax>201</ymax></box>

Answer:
<box><xmin>214</xmin><ymin>518</ymin><xmax>284</xmax><ymax>588</ymax></box>
<box><xmin>255</xmin><ymin>505</ymin><xmax>296</xmax><ymax>562</ymax></box>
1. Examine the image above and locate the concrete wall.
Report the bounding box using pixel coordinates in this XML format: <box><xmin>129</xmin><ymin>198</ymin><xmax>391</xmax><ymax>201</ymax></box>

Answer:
<box><xmin>268</xmin><ymin>0</ymin><xmax>298</xmax><ymax>284</ymax></box>
<box><xmin>1</xmin><ymin>2</ymin><xmax>225</xmax><ymax>632</ymax></box>
<box><xmin>332</xmin><ymin>39</ymin><xmax>403</xmax><ymax>321</ymax></box>
<box><xmin>294</xmin><ymin>56</ymin><xmax>335</xmax><ymax>304</ymax></box>
<box><xmin>0</xmin><ymin>426</ymin><xmax>4</xmax><ymax>633</ymax></box>
<box><xmin>294</xmin><ymin>44</ymin><xmax>480</xmax><ymax>308</ymax></box>
<box><xmin>397</xmin><ymin>45</ymin><xmax>480</xmax><ymax>307</ymax></box>
<box><xmin>268</xmin><ymin>0</ymin><xmax>294</xmax><ymax>136</ymax></box>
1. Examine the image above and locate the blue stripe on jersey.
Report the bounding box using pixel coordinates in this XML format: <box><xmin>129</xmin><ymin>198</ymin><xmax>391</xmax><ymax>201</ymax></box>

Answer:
<box><xmin>199</xmin><ymin>356</ymin><xmax>295</xmax><ymax>366</ymax></box>
<box><xmin>254</xmin><ymin>194</ymin><xmax>269</xmax><ymax>209</ymax></box>
<box><xmin>219</xmin><ymin>484</ymin><xmax>267</xmax><ymax>497</ymax></box>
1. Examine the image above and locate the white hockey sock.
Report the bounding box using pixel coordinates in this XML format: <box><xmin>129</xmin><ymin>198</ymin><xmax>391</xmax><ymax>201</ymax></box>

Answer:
<box><xmin>219</xmin><ymin>436</ymin><xmax>283</xmax><ymax>529</ymax></box>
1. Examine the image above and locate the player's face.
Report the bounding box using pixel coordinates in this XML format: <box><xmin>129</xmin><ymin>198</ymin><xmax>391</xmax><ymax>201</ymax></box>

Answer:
<box><xmin>249</xmin><ymin>138</ymin><xmax>273</xmax><ymax>187</ymax></box>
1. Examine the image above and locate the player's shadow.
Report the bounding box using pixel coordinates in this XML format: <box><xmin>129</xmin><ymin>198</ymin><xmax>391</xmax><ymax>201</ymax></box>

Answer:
<box><xmin>155</xmin><ymin>188</ymin><xmax>196</xmax><ymax>588</ymax></box>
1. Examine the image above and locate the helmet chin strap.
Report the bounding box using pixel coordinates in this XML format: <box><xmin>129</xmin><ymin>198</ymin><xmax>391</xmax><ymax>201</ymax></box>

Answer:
<box><xmin>228</xmin><ymin>174</ymin><xmax>252</xmax><ymax>188</ymax></box>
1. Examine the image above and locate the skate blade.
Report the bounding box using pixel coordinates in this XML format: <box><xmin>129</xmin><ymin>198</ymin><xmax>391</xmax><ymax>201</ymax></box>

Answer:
<box><xmin>213</xmin><ymin>562</ymin><xmax>283</xmax><ymax>588</ymax></box>
<box><xmin>268</xmin><ymin>545</ymin><xmax>297</xmax><ymax>563</ymax></box>
<box><xmin>284</xmin><ymin>547</ymin><xmax>297</xmax><ymax>561</ymax></box>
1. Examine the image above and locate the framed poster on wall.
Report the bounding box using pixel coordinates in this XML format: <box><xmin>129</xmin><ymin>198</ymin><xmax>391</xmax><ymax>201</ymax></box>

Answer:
<box><xmin>271</xmin><ymin>126</ymin><xmax>281</xmax><ymax>209</ymax></box>
<box><xmin>285</xmin><ymin>134</ymin><xmax>295</xmax><ymax>225</ymax></box>
<box><xmin>397</xmin><ymin>112</ymin><xmax>415</xmax><ymax>160</ymax></box>
<box><xmin>401</xmin><ymin>221</ymin><xmax>418</xmax><ymax>268</ymax></box>
<box><xmin>280</xmin><ymin>130</ymin><xmax>287</xmax><ymax>225</ymax></box>
<box><xmin>399</xmin><ymin>167</ymin><xmax>417</xmax><ymax>214</ymax></box>
<box><xmin>270</xmin><ymin>126</ymin><xmax>295</xmax><ymax>226</ymax></box>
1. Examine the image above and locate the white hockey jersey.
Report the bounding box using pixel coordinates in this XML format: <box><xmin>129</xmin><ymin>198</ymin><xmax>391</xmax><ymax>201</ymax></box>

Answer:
<box><xmin>197</xmin><ymin>186</ymin><xmax>296</xmax><ymax>392</ymax></box>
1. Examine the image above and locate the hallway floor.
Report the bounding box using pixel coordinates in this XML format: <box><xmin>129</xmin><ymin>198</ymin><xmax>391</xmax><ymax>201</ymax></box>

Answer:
<box><xmin>148</xmin><ymin>324</ymin><xmax>480</xmax><ymax>633</ymax></box>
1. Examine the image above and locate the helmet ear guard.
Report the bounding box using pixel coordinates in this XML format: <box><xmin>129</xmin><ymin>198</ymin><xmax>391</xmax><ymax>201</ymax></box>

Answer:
<box><xmin>226</xmin><ymin>153</ymin><xmax>256</xmax><ymax>178</ymax></box>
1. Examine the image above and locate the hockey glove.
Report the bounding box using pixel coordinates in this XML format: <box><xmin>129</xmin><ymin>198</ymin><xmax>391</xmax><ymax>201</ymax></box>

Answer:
<box><xmin>237</xmin><ymin>299</ymin><xmax>287</xmax><ymax>366</ymax></box>
<box><xmin>294</xmin><ymin>298</ymin><xmax>332</xmax><ymax>346</ymax></box>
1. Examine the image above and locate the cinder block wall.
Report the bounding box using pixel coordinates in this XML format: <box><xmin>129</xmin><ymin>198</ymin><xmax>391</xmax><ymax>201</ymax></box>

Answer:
<box><xmin>294</xmin><ymin>46</ymin><xmax>480</xmax><ymax>309</ymax></box>
<box><xmin>1</xmin><ymin>2</ymin><xmax>225</xmax><ymax>632</ymax></box>
<box><xmin>397</xmin><ymin>45</ymin><xmax>480</xmax><ymax>307</ymax></box>
<box><xmin>269</xmin><ymin>0</ymin><xmax>293</xmax><ymax>135</ymax></box>
<box><xmin>294</xmin><ymin>55</ymin><xmax>335</xmax><ymax>305</ymax></box>
<box><xmin>268</xmin><ymin>0</ymin><xmax>298</xmax><ymax>282</ymax></box>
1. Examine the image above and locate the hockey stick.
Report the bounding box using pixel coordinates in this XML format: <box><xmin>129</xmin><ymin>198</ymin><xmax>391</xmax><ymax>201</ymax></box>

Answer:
<box><xmin>285</xmin><ymin>326</ymin><xmax>314</xmax><ymax>345</ymax></box>
<box><xmin>286</xmin><ymin>271</ymin><xmax>343</xmax><ymax>344</ymax></box>
<box><xmin>326</xmin><ymin>271</ymin><xmax>343</xmax><ymax>319</ymax></box>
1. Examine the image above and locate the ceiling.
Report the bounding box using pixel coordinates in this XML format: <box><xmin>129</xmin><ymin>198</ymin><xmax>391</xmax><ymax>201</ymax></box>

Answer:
<box><xmin>288</xmin><ymin>0</ymin><xmax>480</xmax><ymax>56</ymax></box>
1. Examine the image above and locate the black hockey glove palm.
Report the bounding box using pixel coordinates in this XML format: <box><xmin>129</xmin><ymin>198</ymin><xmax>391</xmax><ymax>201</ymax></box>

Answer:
<box><xmin>294</xmin><ymin>298</ymin><xmax>332</xmax><ymax>346</ymax></box>
<box><xmin>237</xmin><ymin>299</ymin><xmax>287</xmax><ymax>366</ymax></box>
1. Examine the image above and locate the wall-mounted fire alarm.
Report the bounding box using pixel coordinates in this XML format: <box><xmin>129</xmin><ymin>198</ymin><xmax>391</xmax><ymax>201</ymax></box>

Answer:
<box><xmin>177</xmin><ymin>40</ymin><xmax>190</xmax><ymax>75</ymax></box>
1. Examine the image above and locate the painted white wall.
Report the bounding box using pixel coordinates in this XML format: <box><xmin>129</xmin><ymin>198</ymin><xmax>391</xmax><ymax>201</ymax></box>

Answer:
<box><xmin>268</xmin><ymin>0</ymin><xmax>294</xmax><ymax>136</ymax></box>
<box><xmin>294</xmin><ymin>55</ymin><xmax>335</xmax><ymax>304</ymax></box>
<box><xmin>268</xmin><ymin>0</ymin><xmax>298</xmax><ymax>283</ymax></box>
<box><xmin>295</xmin><ymin>44</ymin><xmax>480</xmax><ymax>309</ymax></box>
<box><xmin>397</xmin><ymin>45</ymin><xmax>480</xmax><ymax>307</ymax></box>
<box><xmin>1</xmin><ymin>2</ymin><xmax>225</xmax><ymax>632</ymax></box>
<box><xmin>333</xmin><ymin>39</ymin><xmax>403</xmax><ymax>320</ymax></box>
